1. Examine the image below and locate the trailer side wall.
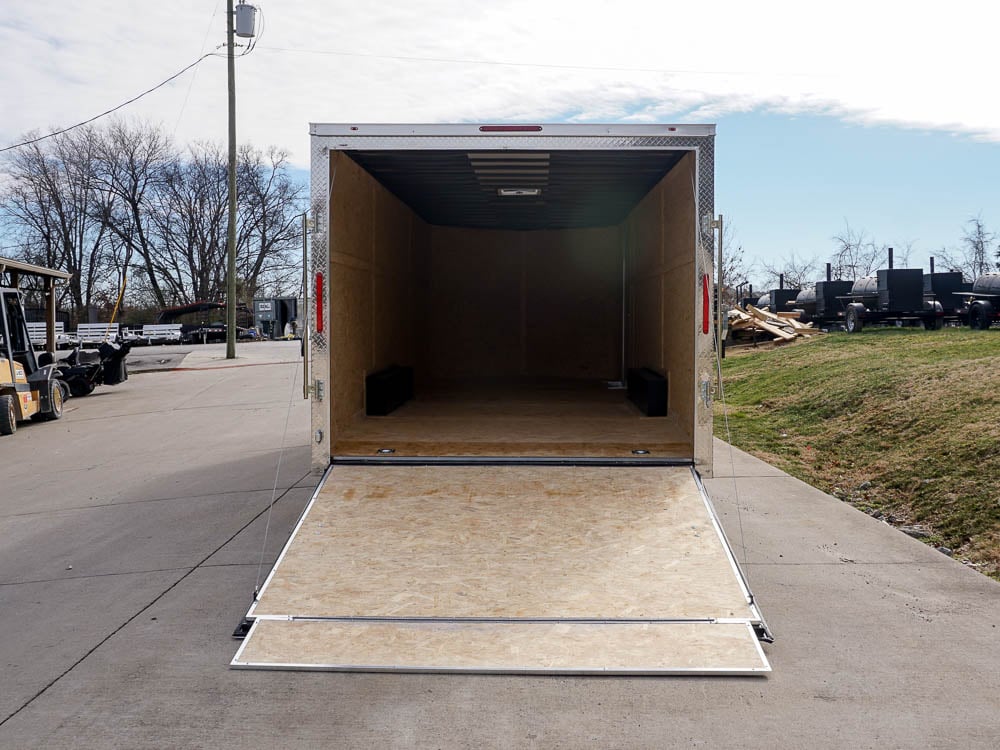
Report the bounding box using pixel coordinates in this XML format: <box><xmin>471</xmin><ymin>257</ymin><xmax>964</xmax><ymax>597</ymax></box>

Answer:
<box><xmin>625</xmin><ymin>151</ymin><xmax>696</xmax><ymax>444</ymax></box>
<box><xmin>328</xmin><ymin>152</ymin><xmax>428</xmax><ymax>445</ymax></box>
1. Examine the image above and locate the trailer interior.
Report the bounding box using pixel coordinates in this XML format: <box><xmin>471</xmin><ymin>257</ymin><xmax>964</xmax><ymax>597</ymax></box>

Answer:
<box><xmin>324</xmin><ymin>147</ymin><xmax>700</xmax><ymax>462</ymax></box>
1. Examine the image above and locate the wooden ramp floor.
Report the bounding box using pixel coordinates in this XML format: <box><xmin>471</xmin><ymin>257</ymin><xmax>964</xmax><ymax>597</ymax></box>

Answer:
<box><xmin>232</xmin><ymin>466</ymin><xmax>770</xmax><ymax>675</ymax></box>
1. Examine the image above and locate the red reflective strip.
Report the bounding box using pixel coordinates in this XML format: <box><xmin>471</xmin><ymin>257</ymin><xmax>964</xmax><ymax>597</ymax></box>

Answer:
<box><xmin>315</xmin><ymin>272</ymin><xmax>324</xmax><ymax>333</ymax></box>
<box><xmin>478</xmin><ymin>125</ymin><xmax>543</xmax><ymax>132</ymax></box>
<box><xmin>702</xmin><ymin>275</ymin><xmax>711</xmax><ymax>334</ymax></box>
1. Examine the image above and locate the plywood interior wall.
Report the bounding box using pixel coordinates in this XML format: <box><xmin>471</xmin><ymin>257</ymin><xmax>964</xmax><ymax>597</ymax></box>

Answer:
<box><xmin>422</xmin><ymin>226</ymin><xmax>622</xmax><ymax>380</ymax></box>
<box><xmin>327</xmin><ymin>150</ymin><xmax>695</xmax><ymax>455</ymax></box>
<box><xmin>624</xmin><ymin>152</ymin><xmax>696</xmax><ymax>443</ymax></box>
<box><xmin>327</xmin><ymin>153</ymin><xmax>427</xmax><ymax>444</ymax></box>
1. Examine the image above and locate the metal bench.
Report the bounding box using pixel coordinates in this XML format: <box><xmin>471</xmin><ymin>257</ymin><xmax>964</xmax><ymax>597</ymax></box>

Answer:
<box><xmin>27</xmin><ymin>321</ymin><xmax>61</xmax><ymax>345</ymax></box>
<box><xmin>138</xmin><ymin>323</ymin><xmax>182</xmax><ymax>345</ymax></box>
<box><xmin>26</xmin><ymin>321</ymin><xmax>79</xmax><ymax>350</ymax></box>
<box><xmin>75</xmin><ymin>323</ymin><xmax>119</xmax><ymax>347</ymax></box>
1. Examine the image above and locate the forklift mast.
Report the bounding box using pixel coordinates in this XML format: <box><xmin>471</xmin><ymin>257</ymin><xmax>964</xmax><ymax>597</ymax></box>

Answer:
<box><xmin>1</xmin><ymin>288</ymin><xmax>39</xmax><ymax>374</ymax></box>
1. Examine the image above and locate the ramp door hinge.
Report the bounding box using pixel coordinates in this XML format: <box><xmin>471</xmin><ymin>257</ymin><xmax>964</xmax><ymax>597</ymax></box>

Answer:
<box><xmin>309</xmin><ymin>379</ymin><xmax>324</xmax><ymax>400</ymax></box>
<box><xmin>753</xmin><ymin>622</ymin><xmax>775</xmax><ymax>644</ymax></box>
<box><xmin>232</xmin><ymin>617</ymin><xmax>254</xmax><ymax>640</ymax></box>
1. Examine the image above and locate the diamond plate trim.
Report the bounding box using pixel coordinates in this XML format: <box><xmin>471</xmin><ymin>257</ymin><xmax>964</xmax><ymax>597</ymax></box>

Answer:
<box><xmin>309</xmin><ymin>139</ymin><xmax>331</xmax><ymax>470</ymax></box>
<box><xmin>310</xmin><ymin>140</ymin><xmax>330</xmax><ymax>355</ymax></box>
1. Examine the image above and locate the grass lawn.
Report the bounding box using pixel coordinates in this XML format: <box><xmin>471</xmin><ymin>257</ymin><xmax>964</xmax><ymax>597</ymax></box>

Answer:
<box><xmin>716</xmin><ymin>328</ymin><xmax>1000</xmax><ymax>578</ymax></box>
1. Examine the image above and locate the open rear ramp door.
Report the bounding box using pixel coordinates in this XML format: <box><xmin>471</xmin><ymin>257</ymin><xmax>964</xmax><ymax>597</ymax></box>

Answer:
<box><xmin>232</xmin><ymin>466</ymin><xmax>770</xmax><ymax>675</ymax></box>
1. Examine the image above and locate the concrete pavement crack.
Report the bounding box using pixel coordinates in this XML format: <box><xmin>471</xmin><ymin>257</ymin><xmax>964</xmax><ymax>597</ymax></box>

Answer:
<box><xmin>0</xmin><ymin>470</ymin><xmax>310</xmax><ymax>729</ymax></box>
<box><xmin>0</xmin><ymin>483</ymin><xmax>315</xmax><ymax>519</ymax></box>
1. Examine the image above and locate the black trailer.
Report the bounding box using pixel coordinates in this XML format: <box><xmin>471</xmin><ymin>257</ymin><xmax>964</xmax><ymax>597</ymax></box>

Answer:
<box><xmin>959</xmin><ymin>273</ymin><xmax>1000</xmax><ymax>330</ymax></box>
<box><xmin>764</xmin><ymin>287</ymin><xmax>800</xmax><ymax>313</ymax></box>
<box><xmin>791</xmin><ymin>279</ymin><xmax>854</xmax><ymax>328</ymax></box>
<box><xmin>156</xmin><ymin>301</ymin><xmax>253</xmax><ymax>343</ymax></box>
<box><xmin>924</xmin><ymin>271</ymin><xmax>971</xmax><ymax>324</ymax></box>
<box><xmin>842</xmin><ymin>269</ymin><xmax>943</xmax><ymax>333</ymax></box>
<box><xmin>753</xmin><ymin>274</ymin><xmax>800</xmax><ymax>314</ymax></box>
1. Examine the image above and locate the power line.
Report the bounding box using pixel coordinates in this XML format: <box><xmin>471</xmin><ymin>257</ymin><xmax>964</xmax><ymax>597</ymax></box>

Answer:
<box><xmin>173</xmin><ymin>0</ymin><xmax>224</xmax><ymax>137</ymax></box>
<box><xmin>0</xmin><ymin>53</ymin><xmax>219</xmax><ymax>154</ymax></box>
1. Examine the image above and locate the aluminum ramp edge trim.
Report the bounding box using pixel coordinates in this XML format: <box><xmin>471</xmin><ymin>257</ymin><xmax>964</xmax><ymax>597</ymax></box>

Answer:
<box><xmin>690</xmin><ymin>467</ymin><xmax>773</xmax><ymax>640</ymax></box>
<box><xmin>245</xmin><ymin>464</ymin><xmax>335</xmax><ymax>619</ymax></box>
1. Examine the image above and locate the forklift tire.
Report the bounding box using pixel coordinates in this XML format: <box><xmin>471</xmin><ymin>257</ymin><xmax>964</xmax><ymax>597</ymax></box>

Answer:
<box><xmin>845</xmin><ymin>305</ymin><xmax>864</xmax><ymax>334</ymax></box>
<box><xmin>35</xmin><ymin>379</ymin><xmax>65</xmax><ymax>421</ymax></box>
<box><xmin>0</xmin><ymin>395</ymin><xmax>16</xmax><ymax>435</ymax></box>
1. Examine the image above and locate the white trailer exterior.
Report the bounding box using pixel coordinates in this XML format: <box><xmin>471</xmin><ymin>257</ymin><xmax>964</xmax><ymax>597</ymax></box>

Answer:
<box><xmin>305</xmin><ymin>123</ymin><xmax>718</xmax><ymax>474</ymax></box>
<box><xmin>233</xmin><ymin>123</ymin><xmax>771</xmax><ymax>675</ymax></box>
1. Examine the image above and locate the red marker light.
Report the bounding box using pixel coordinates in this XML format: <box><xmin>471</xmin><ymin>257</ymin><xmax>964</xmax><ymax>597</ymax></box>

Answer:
<box><xmin>315</xmin><ymin>273</ymin><xmax>324</xmax><ymax>333</ymax></box>
<box><xmin>702</xmin><ymin>275</ymin><xmax>710</xmax><ymax>334</ymax></box>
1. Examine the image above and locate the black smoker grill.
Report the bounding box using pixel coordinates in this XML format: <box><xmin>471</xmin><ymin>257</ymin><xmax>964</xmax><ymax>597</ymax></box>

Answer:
<box><xmin>842</xmin><ymin>268</ymin><xmax>943</xmax><ymax>333</ymax></box>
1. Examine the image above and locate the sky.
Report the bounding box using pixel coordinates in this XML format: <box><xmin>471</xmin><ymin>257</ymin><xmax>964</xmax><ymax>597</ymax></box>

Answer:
<box><xmin>2</xmin><ymin>0</ymin><xmax>999</xmax><ymax>284</ymax></box>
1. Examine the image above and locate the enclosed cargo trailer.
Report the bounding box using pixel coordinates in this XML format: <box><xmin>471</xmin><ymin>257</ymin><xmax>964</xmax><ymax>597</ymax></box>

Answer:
<box><xmin>301</xmin><ymin>124</ymin><xmax>718</xmax><ymax>472</ymax></box>
<box><xmin>234</xmin><ymin>124</ymin><xmax>770</xmax><ymax>675</ymax></box>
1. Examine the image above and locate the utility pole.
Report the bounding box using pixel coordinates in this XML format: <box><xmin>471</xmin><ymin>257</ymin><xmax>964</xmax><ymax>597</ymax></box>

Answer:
<box><xmin>225</xmin><ymin>0</ymin><xmax>237</xmax><ymax>359</ymax></box>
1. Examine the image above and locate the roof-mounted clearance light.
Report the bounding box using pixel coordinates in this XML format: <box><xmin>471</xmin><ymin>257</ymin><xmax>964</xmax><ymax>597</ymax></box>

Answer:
<box><xmin>498</xmin><ymin>188</ymin><xmax>542</xmax><ymax>197</ymax></box>
<box><xmin>479</xmin><ymin>125</ymin><xmax>543</xmax><ymax>132</ymax></box>
<box><xmin>468</xmin><ymin>152</ymin><xmax>549</xmax><ymax>160</ymax></box>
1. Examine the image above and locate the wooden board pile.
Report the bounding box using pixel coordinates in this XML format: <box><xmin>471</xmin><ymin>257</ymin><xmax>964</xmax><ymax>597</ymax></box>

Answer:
<box><xmin>727</xmin><ymin>304</ymin><xmax>822</xmax><ymax>344</ymax></box>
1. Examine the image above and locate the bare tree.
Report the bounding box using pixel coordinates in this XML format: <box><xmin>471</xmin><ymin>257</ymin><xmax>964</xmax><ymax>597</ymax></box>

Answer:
<box><xmin>717</xmin><ymin>219</ymin><xmax>752</xmax><ymax>308</ymax></box>
<box><xmin>146</xmin><ymin>142</ymin><xmax>229</xmax><ymax>304</ymax></box>
<box><xmin>938</xmin><ymin>216</ymin><xmax>999</xmax><ymax>281</ymax></box>
<box><xmin>235</xmin><ymin>145</ymin><xmax>306</xmax><ymax>302</ymax></box>
<box><xmin>93</xmin><ymin>119</ymin><xmax>174</xmax><ymax>307</ymax></box>
<box><xmin>830</xmin><ymin>222</ymin><xmax>886</xmax><ymax>280</ymax></box>
<box><xmin>893</xmin><ymin>240</ymin><xmax>916</xmax><ymax>268</ymax></box>
<box><xmin>254</xmin><ymin>259</ymin><xmax>304</xmax><ymax>299</ymax></box>
<box><xmin>140</xmin><ymin>142</ymin><xmax>305</xmax><ymax>306</ymax></box>
<box><xmin>3</xmin><ymin>117</ymin><xmax>305</xmax><ymax>320</ymax></box>
<box><xmin>2</xmin><ymin>127</ymin><xmax>112</xmax><ymax>322</ymax></box>
<box><xmin>759</xmin><ymin>250</ymin><xmax>820</xmax><ymax>291</ymax></box>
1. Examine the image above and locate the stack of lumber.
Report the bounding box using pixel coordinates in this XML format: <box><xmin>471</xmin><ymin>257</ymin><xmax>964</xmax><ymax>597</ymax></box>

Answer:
<box><xmin>728</xmin><ymin>304</ymin><xmax>821</xmax><ymax>343</ymax></box>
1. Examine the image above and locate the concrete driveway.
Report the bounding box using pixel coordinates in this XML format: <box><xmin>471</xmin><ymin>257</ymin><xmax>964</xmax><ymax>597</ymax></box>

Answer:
<box><xmin>1</xmin><ymin>342</ymin><xmax>998</xmax><ymax>749</ymax></box>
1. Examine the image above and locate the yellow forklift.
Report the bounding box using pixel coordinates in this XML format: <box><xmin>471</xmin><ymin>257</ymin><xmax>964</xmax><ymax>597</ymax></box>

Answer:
<box><xmin>0</xmin><ymin>285</ymin><xmax>67</xmax><ymax>434</ymax></box>
<box><xmin>0</xmin><ymin>258</ymin><xmax>74</xmax><ymax>436</ymax></box>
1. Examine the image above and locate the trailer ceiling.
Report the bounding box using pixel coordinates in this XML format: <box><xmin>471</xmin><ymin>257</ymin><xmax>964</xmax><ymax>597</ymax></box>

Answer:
<box><xmin>345</xmin><ymin>149</ymin><xmax>686</xmax><ymax>231</ymax></box>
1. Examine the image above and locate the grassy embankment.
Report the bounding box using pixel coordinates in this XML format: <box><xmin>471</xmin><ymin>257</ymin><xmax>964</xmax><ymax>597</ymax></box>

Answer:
<box><xmin>716</xmin><ymin>328</ymin><xmax>1000</xmax><ymax>578</ymax></box>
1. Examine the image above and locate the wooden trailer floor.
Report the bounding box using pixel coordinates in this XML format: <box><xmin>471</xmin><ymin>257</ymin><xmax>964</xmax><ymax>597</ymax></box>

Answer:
<box><xmin>233</xmin><ymin>466</ymin><xmax>769</xmax><ymax>675</ymax></box>
<box><xmin>333</xmin><ymin>379</ymin><xmax>691</xmax><ymax>458</ymax></box>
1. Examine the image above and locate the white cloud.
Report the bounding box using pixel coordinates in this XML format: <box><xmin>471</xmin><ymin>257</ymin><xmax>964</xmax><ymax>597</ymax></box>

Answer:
<box><xmin>3</xmin><ymin>0</ymin><xmax>1000</xmax><ymax>167</ymax></box>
